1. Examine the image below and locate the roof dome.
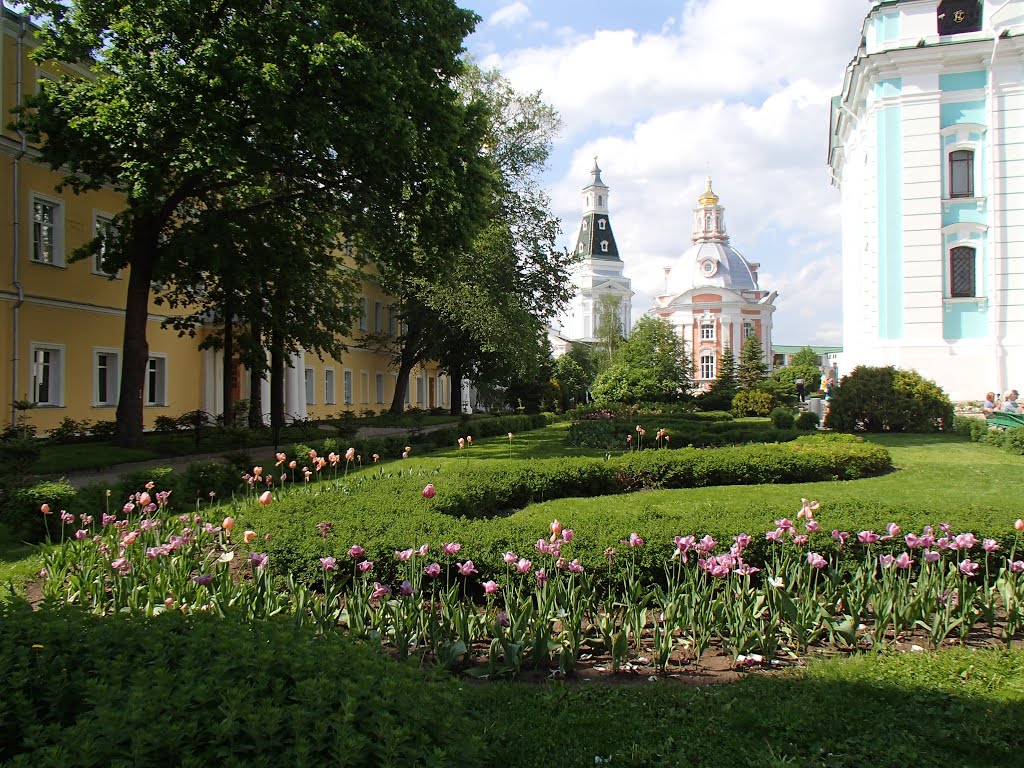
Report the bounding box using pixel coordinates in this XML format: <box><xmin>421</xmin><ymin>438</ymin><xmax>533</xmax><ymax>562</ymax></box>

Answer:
<box><xmin>663</xmin><ymin>178</ymin><xmax>759</xmax><ymax>296</ymax></box>
<box><xmin>665</xmin><ymin>241</ymin><xmax>757</xmax><ymax>295</ymax></box>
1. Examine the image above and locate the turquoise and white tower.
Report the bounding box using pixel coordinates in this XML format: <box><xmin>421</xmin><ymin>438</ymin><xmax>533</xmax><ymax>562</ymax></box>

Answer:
<box><xmin>829</xmin><ymin>0</ymin><xmax>1024</xmax><ymax>400</ymax></box>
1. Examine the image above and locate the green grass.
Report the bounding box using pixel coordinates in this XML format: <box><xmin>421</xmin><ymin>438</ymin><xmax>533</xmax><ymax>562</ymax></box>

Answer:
<box><xmin>0</xmin><ymin>535</ymin><xmax>42</xmax><ymax>603</ymax></box>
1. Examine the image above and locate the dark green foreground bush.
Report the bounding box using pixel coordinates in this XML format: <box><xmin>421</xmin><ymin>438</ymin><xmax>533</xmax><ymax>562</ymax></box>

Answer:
<box><xmin>0</xmin><ymin>603</ymin><xmax>480</xmax><ymax>767</ymax></box>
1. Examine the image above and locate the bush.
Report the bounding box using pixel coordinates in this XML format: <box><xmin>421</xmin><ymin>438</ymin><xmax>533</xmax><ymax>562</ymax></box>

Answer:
<box><xmin>0</xmin><ymin>603</ymin><xmax>481</xmax><ymax>766</ymax></box>
<box><xmin>0</xmin><ymin>438</ymin><xmax>41</xmax><ymax>477</ymax></box>
<box><xmin>175</xmin><ymin>459</ymin><xmax>245</xmax><ymax>503</ymax></box>
<box><xmin>825</xmin><ymin>366</ymin><xmax>954</xmax><ymax>433</ymax></box>
<box><xmin>732</xmin><ymin>390</ymin><xmax>775</xmax><ymax>417</ymax></box>
<box><xmin>1004</xmin><ymin>427</ymin><xmax>1024</xmax><ymax>456</ymax></box>
<box><xmin>47</xmin><ymin>417</ymin><xmax>92</xmax><ymax>444</ymax></box>
<box><xmin>565</xmin><ymin>419</ymin><xmax>624</xmax><ymax>449</ymax></box>
<box><xmin>152</xmin><ymin>414</ymin><xmax>181</xmax><ymax>433</ymax></box>
<box><xmin>89</xmin><ymin>420</ymin><xmax>117</xmax><ymax>439</ymax></box>
<box><xmin>795</xmin><ymin>410</ymin><xmax>820</xmax><ymax>431</ymax></box>
<box><xmin>0</xmin><ymin>479</ymin><xmax>77</xmax><ymax>542</ymax></box>
<box><xmin>769</xmin><ymin>407</ymin><xmax>795</xmax><ymax>430</ymax></box>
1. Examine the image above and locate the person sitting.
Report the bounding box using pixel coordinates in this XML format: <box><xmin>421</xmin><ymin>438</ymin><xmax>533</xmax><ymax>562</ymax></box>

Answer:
<box><xmin>983</xmin><ymin>391</ymin><xmax>997</xmax><ymax>415</ymax></box>
<box><xmin>1001</xmin><ymin>390</ymin><xmax>1019</xmax><ymax>413</ymax></box>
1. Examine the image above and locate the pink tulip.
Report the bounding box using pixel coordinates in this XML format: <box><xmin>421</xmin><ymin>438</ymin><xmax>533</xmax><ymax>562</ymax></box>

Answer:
<box><xmin>955</xmin><ymin>532</ymin><xmax>977</xmax><ymax>550</ymax></box>
<box><xmin>1015</xmin><ymin>519</ymin><xmax>1024</xmax><ymax>532</ymax></box>
<box><xmin>40</xmin><ymin>503</ymin><xmax>51</xmax><ymax>515</ymax></box>
<box><xmin>424</xmin><ymin>562</ymin><xmax>441</xmax><ymax>578</ymax></box>
<box><xmin>502</xmin><ymin>551</ymin><xmax>518</xmax><ymax>564</ymax></box>
<box><xmin>345</xmin><ymin>447</ymin><xmax>356</xmax><ymax>461</ymax></box>
<box><xmin>982</xmin><ymin>538</ymin><xmax>1000</xmax><ymax>552</ymax></box>
<box><xmin>879</xmin><ymin>554</ymin><xmax>895</xmax><ymax>569</ymax></box>
<box><xmin>567</xmin><ymin>559</ymin><xmax>584</xmax><ymax>574</ymax></box>
<box><xmin>395</xmin><ymin>548</ymin><xmax>414</xmax><ymax>561</ymax></box>
<box><xmin>482</xmin><ymin>580</ymin><xmax>499</xmax><ymax>594</ymax></box>
<box><xmin>347</xmin><ymin>545</ymin><xmax>365</xmax><ymax>558</ymax></box>
<box><xmin>442</xmin><ymin>542</ymin><xmax>462</xmax><ymax>556</ymax></box>
<box><xmin>422</xmin><ymin>484</ymin><xmax>436</xmax><ymax>499</ymax></box>
<box><xmin>924</xmin><ymin>549</ymin><xmax>940</xmax><ymax>563</ymax></box>
<box><xmin>535</xmin><ymin>538</ymin><xmax>552</xmax><ymax>555</ymax></box>
<box><xmin>805</xmin><ymin>520</ymin><xmax>820</xmax><ymax>533</ymax></box>
<box><xmin>457</xmin><ymin>560</ymin><xmax>477</xmax><ymax>576</ymax></box>
<box><xmin>74</xmin><ymin>529</ymin><xmax>87</xmax><ymax>540</ymax></box>
<box><xmin>959</xmin><ymin>559</ymin><xmax>980</xmax><ymax>576</ymax></box>
<box><xmin>401</xmin><ymin>452</ymin><xmax>408</xmax><ymax>459</ymax></box>
<box><xmin>550</xmin><ymin>519</ymin><xmax>563</xmax><ymax>537</ymax></box>
<box><xmin>417</xmin><ymin>543</ymin><xmax>429</xmax><ymax>556</ymax></box>
<box><xmin>894</xmin><ymin>552</ymin><xmax>914</xmax><ymax>569</ymax></box>
<box><xmin>515</xmin><ymin>558</ymin><xmax>532</xmax><ymax>574</ymax></box>
<box><xmin>138</xmin><ymin>492</ymin><xmax>151</xmax><ymax>507</ymax></box>
<box><xmin>792</xmin><ymin>534</ymin><xmax>809</xmax><ymax>547</ymax></box>
<box><xmin>627</xmin><ymin>532</ymin><xmax>644</xmax><ymax>548</ymax></box>
<box><xmin>774</xmin><ymin>518</ymin><xmax>795</xmax><ymax>532</ymax></box>
<box><xmin>562</xmin><ymin>529</ymin><xmax>574</xmax><ymax>542</ymax></box>
<box><xmin>857</xmin><ymin>530</ymin><xmax>879</xmax><ymax>544</ymax></box>
<box><xmin>357</xmin><ymin>560</ymin><xmax>374</xmax><ymax>573</ymax></box>
<box><xmin>222</xmin><ymin>516</ymin><xmax>235</xmax><ymax>532</ymax></box>
<box><xmin>1010</xmin><ymin>560</ymin><xmax>1024</xmax><ymax>573</ymax></box>
<box><xmin>905</xmin><ymin>533</ymin><xmax>921</xmax><ymax>548</ymax></box>
<box><xmin>765</xmin><ymin>528</ymin><xmax>785</xmax><ymax>543</ymax></box>
<box><xmin>370</xmin><ymin>582</ymin><xmax>390</xmax><ymax>600</ymax></box>
<box><xmin>806</xmin><ymin>552</ymin><xmax>828</xmax><ymax>569</ymax></box>
<box><xmin>258</xmin><ymin>491</ymin><xmax>272</xmax><ymax>505</ymax></box>
<box><xmin>886</xmin><ymin>523</ymin><xmax>900</xmax><ymax>538</ymax></box>
<box><xmin>535</xmin><ymin>567</ymin><xmax>548</xmax><ymax>585</ymax></box>
<box><xmin>320</xmin><ymin>557</ymin><xmax>337</xmax><ymax>571</ymax></box>
<box><xmin>60</xmin><ymin>511</ymin><xmax>74</xmax><ymax>525</ymax></box>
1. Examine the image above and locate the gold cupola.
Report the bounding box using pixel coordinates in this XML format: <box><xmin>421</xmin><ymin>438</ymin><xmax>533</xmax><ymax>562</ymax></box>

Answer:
<box><xmin>697</xmin><ymin>175</ymin><xmax>719</xmax><ymax>207</ymax></box>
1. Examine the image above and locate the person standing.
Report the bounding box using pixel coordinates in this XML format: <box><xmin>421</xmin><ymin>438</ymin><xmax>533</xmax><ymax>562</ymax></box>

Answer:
<box><xmin>795</xmin><ymin>376</ymin><xmax>806</xmax><ymax>403</ymax></box>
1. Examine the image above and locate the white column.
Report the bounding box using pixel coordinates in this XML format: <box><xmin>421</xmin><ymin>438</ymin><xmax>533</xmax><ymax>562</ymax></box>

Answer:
<box><xmin>461</xmin><ymin>378</ymin><xmax>473</xmax><ymax>414</ymax></box>
<box><xmin>285</xmin><ymin>351</ymin><xmax>306</xmax><ymax>421</ymax></box>
<box><xmin>202</xmin><ymin>348</ymin><xmax>217</xmax><ymax>415</ymax></box>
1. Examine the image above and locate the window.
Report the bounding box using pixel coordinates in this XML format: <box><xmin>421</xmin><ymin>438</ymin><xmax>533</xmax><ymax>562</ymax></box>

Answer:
<box><xmin>700</xmin><ymin>321</ymin><xmax>715</xmax><ymax>341</ymax></box>
<box><xmin>416</xmin><ymin>375</ymin><xmax>425</xmax><ymax>406</ymax></box>
<box><xmin>700</xmin><ymin>351</ymin><xmax>716</xmax><ymax>380</ymax></box>
<box><xmin>145</xmin><ymin>356</ymin><xmax>167</xmax><ymax>406</ymax></box>
<box><xmin>375</xmin><ymin>373</ymin><xmax>385</xmax><ymax>404</ymax></box>
<box><xmin>743</xmin><ymin>322</ymin><xmax>756</xmax><ymax>339</ymax></box>
<box><xmin>93</xmin><ymin>214</ymin><xmax>119</xmax><ymax>276</ymax></box>
<box><xmin>324</xmin><ymin>369</ymin><xmax>336</xmax><ymax>405</ymax></box>
<box><xmin>31</xmin><ymin>197</ymin><xmax>62</xmax><ymax>265</ymax></box>
<box><xmin>30</xmin><ymin>345</ymin><xmax>63</xmax><ymax>406</ymax></box>
<box><xmin>344</xmin><ymin>370</ymin><xmax>353</xmax><ymax>405</ymax></box>
<box><xmin>388</xmin><ymin>307</ymin><xmax>396</xmax><ymax>336</ymax></box>
<box><xmin>94</xmin><ymin>349</ymin><xmax>119</xmax><ymax>406</ymax></box>
<box><xmin>360</xmin><ymin>371</ymin><xmax>369</xmax><ymax>404</ymax></box>
<box><xmin>598</xmin><ymin>219</ymin><xmax>606</xmax><ymax>230</ymax></box>
<box><xmin>600</xmin><ymin>241</ymin><xmax>609</xmax><ymax>253</ymax></box>
<box><xmin>577</xmin><ymin>243</ymin><xmax>584</xmax><ymax>255</ymax></box>
<box><xmin>358</xmin><ymin>297</ymin><xmax>368</xmax><ymax>332</ymax></box>
<box><xmin>598</xmin><ymin>195</ymin><xmax>603</xmax><ymax>207</ymax></box>
<box><xmin>949</xmin><ymin>150</ymin><xmax>974</xmax><ymax>198</ymax></box>
<box><xmin>950</xmin><ymin>246</ymin><xmax>976</xmax><ymax>297</ymax></box>
<box><xmin>374</xmin><ymin>301</ymin><xmax>384</xmax><ymax>332</ymax></box>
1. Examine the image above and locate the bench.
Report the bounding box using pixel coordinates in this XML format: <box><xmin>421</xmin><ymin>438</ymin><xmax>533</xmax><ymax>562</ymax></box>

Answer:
<box><xmin>986</xmin><ymin>411</ymin><xmax>1024</xmax><ymax>429</ymax></box>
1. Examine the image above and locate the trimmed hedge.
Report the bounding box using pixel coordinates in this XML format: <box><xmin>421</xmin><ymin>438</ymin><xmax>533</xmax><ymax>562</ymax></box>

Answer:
<box><xmin>0</xmin><ymin>603</ymin><xmax>480</xmax><ymax>767</ymax></box>
<box><xmin>565</xmin><ymin>417</ymin><xmax>801</xmax><ymax>450</ymax></box>
<box><xmin>236</xmin><ymin>435</ymin><xmax>892</xmax><ymax>584</ymax></box>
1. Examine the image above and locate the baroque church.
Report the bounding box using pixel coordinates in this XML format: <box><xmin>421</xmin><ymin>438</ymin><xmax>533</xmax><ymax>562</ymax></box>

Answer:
<box><xmin>557</xmin><ymin>162</ymin><xmax>776</xmax><ymax>390</ymax></box>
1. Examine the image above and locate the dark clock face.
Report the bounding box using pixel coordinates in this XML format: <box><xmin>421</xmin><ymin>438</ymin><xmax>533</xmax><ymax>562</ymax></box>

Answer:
<box><xmin>937</xmin><ymin>0</ymin><xmax>982</xmax><ymax>35</ymax></box>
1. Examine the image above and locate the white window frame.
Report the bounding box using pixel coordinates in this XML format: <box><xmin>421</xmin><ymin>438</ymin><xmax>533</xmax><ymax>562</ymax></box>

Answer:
<box><xmin>359</xmin><ymin>370</ymin><xmax>369</xmax><ymax>404</ymax></box>
<box><xmin>600</xmin><ymin>241</ymin><xmax>609</xmax><ymax>253</ymax></box>
<box><xmin>304</xmin><ymin>366</ymin><xmax>315</xmax><ymax>406</ymax></box>
<box><xmin>940</xmin><ymin>123</ymin><xmax>985</xmax><ymax>205</ymax></box>
<box><xmin>145</xmin><ymin>354</ymin><xmax>168</xmax><ymax>407</ymax></box>
<box><xmin>30</xmin><ymin>193</ymin><xmax>64</xmax><ymax>266</ymax></box>
<box><xmin>941</xmin><ymin>223</ymin><xmax>988</xmax><ymax>303</ymax></box>
<box><xmin>92</xmin><ymin>212</ymin><xmax>120</xmax><ymax>277</ymax></box>
<box><xmin>343</xmin><ymin>369</ymin><xmax>354</xmax><ymax>405</ymax></box>
<box><xmin>29</xmin><ymin>343</ymin><xmax>65</xmax><ymax>407</ymax></box>
<box><xmin>375</xmin><ymin>373</ymin><xmax>385</xmax><ymax>404</ymax></box>
<box><xmin>324</xmin><ymin>368</ymin><xmax>336</xmax><ymax>405</ymax></box>
<box><xmin>93</xmin><ymin>347</ymin><xmax>120</xmax><ymax>407</ymax></box>
<box><xmin>700</xmin><ymin>351</ymin><xmax>716</xmax><ymax>380</ymax></box>
<box><xmin>598</xmin><ymin>219</ymin><xmax>606</xmax><ymax>230</ymax></box>
<box><xmin>700</xmin><ymin>321</ymin><xmax>716</xmax><ymax>341</ymax></box>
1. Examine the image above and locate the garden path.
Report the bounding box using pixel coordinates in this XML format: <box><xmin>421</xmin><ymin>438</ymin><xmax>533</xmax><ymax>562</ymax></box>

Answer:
<box><xmin>53</xmin><ymin>421</ymin><xmax>459</xmax><ymax>489</ymax></box>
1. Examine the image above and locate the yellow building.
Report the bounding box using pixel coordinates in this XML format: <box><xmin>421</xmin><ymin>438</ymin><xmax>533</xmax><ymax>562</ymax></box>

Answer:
<box><xmin>0</xmin><ymin>10</ymin><xmax>448</xmax><ymax>435</ymax></box>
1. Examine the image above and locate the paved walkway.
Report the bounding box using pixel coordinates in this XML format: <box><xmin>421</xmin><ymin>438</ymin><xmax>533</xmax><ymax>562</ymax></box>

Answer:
<box><xmin>55</xmin><ymin>421</ymin><xmax>460</xmax><ymax>489</ymax></box>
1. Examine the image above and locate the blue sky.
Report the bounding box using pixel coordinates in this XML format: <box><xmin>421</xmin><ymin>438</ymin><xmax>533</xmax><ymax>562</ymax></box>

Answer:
<box><xmin>457</xmin><ymin>0</ymin><xmax>872</xmax><ymax>346</ymax></box>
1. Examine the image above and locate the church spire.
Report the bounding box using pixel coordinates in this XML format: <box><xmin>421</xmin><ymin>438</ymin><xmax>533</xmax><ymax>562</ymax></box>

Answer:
<box><xmin>574</xmin><ymin>158</ymin><xmax>619</xmax><ymax>260</ymax></box>
<box><xmin>693</xmin><ymin>176</ymin><xmax>728</xmax><ymax>244</ymax></box>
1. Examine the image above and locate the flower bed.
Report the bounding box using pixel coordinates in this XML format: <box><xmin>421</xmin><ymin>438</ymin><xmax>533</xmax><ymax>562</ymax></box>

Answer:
<box><xmin>35</xmin><ymin>490</ymin><xmax>1024</xmax><ymax>680</ymax></box>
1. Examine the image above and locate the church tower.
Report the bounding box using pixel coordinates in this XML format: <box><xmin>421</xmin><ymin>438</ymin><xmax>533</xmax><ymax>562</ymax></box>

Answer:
<box><xmin>564</xmin><ymin>158</ymin><xmax>634</xmax><ymax>342</ymax></box>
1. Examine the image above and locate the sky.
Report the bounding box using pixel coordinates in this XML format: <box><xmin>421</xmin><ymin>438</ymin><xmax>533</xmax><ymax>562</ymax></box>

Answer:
<box><xmin>458</xmin><ymin>0</ymin><xmax>872</xmax><ymax>346</ymax></box>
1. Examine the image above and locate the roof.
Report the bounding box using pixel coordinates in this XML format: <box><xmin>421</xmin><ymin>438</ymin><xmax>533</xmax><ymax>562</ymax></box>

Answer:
<box><xmin>574</xmin><ymin>213</ymin><xmax>620</xmax><ymax>261</ymax></box>
<box><xmin>665</xmin><ymin>241</ymin><xmax>757</xmax><ymax>295</ymax></box>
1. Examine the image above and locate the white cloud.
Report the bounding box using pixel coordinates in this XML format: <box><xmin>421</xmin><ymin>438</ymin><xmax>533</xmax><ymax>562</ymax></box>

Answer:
<box><xmin>488</xmin><ymin>2</ymin><xmax>531</xmax><ymax>27</ymax></box>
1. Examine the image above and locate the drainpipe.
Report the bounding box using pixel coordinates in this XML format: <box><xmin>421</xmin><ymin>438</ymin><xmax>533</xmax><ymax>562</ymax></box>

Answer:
<box><xmin>11</xmin><ymin>15</ymin><xmax>29</xmax><ymax>425</ymax></box>
<box><xmin>986</xmin><ymin>2</ymin><xmax>1011</xmax><ymax>393</ymax></box>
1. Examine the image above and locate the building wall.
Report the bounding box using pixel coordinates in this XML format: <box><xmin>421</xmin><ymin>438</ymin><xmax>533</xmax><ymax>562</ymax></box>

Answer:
<box><xmin>832</xmin><ymin>0</ymin><xmax>1024</xmax><ymax>400</ymax></box>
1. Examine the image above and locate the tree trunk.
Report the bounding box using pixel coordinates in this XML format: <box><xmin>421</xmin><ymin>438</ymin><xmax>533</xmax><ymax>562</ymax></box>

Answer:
<box><xmin>221</xmin><ymin>311</ymin><xmax>234</xmax><ymax>426</ymax></box>
<box><xmin>389</xmin><ymin>354</ymin><xmax>415</xmax><ymax>415</ymax></box>
<box><xmin>114</xmin><ymin>221</ymin><xmax>158</xmax><ymax>448</ymax></box>
<box><xmin>247</xmin><ymin>319</ymin><xmax>265</xmax><ymax>429</ymax></box>
<box><xmin>270</xmin><ymin>337</ymin><xmax>285</xmax><ymax>449</ymax></box>
<box><xmin>449</xmin><ymin>363</ymin><xmax>462</xmax><ymax>416</ymax></box>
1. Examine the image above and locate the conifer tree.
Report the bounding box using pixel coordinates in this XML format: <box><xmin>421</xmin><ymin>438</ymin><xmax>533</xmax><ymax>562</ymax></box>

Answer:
<box><xmin>737</xmin><ymin>335</ymin><xmax>769</xmax><ymax>389</ymax></box>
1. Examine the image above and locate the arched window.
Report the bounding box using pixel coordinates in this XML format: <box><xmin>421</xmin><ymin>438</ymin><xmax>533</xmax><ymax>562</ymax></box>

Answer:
<box><xmin>950</xmin><ymin>246</ymin><xmax>976</xmax><ymax>297</ymax></box>
<box><xmin>949</xmin><ymin>149</ymin><xmax>974</xmax><ymax>198</ymax></box>
<box><xmin>598</xmin><ymin>195</ymin><xmax>603</xmax><ymax>207</ymax></box>
<box><xmin>700</xmin><ymin>351</ymin><xmax>716</xmax><ymax>380</ymax></box>
<box><xmin>600</xmin><ymin>241</ymin><xmax>609</xmax><ymax>253</ymax></box>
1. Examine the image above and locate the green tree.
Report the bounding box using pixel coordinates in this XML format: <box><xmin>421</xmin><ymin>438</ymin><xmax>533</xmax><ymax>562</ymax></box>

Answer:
<box><xmin>552</xmin><ymin>356</ymin><xmax>588</xmax><ymax>411</ymax></box>
<box><xmin>19</xmin><ymin>0</ymin><xmax>479</xmax><ymax>446</ymax></box>
<box><xmin>595</xmin><ymin>295</ymin><xmax>625</xmax><ymax>370</ymax></box>
<box><xmin>824</xmin><ymin>366</ymin><xmax>954</xmax><ymax>432</ymax></box>
<box><xmin>737</xmin><ymin>335</ymin><xmax>769</xmax><ymax>390</ymax></box>
<box><xmin>565</xmin><ymin>341</ymin><xmax>598</xmax><ymax>389</ymax></box>
<box><xmin>591</xmin><ymin>317</ymin><xmax>691</xmax><ymax>405</ymax></box>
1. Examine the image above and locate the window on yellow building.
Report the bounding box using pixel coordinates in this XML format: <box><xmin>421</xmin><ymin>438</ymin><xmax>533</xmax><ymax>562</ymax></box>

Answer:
<box><xmin>304</xmin><ymin>367</ymin><xmax>315</xmax><ymax>406</ymax></box>
<box><xmin>93</xmin><ymin>215</ymin><xmax>119</xmax><ymax>277</ymax></box>
<box><xmin>360</xmin><ymin>371</ymin><xmax>369</xmax><ymax>404</ymax></box>
<box><xmin>375</xmin><ymin>373</ymin><xmax>384</xmax><ymax>404</ymax></box>
<box><xmin>358</xmin><ymin>298</ymin><xmax>368</xmax><ymax>332</ymax></box>
<box><xmin>324</xmin><ymin>368</ymin><xmax>336</xmax><ymax>405</ymax></box>
<box><xmin>31</xmin><ymin>196</ymin><xmax>62</xmax><ymax>265</ymax></box>
<box><xmin>31</xmin><ymin>344</ymin><xmax>64</xmax><ymax>406</ymax></box>
<box><xmin>94</xmin><ymin>350</ymin><xmax>119</xmax><ymax>406</ymax></box>
<box><xmin>145</xmin><ymin>356</ymin><xmax>167</xmax><ymax>406</ymax></box>
<box><xmin>374</xmin><ymin>301</ymin><xmax>383</xmax><ymax>332</ymax></box>
<box><xmin>344</xmin><ymin>370</ymin><xmax>354</xmax><ymax>405</ymax></box>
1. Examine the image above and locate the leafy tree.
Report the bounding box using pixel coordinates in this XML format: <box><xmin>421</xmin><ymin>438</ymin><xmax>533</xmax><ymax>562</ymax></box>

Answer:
<box><xmin>595</xmin><ymin>295</ymin><xmax>625</xmax><ymax>370</ymax></box>
<box><xmin>19</xmin><ymin>0</ymin><xmax>480</xmax><ymax>446</ymax></box>
<box><xmin>552</xmin><ymin>356</ymin><xmax>588</xmax><ymax>411</ymax></box>
<box><xmin>737</xmin><ymin>335</ymin><xmax>769</xmax><ymax>390</ymax></box>
<box><xmin>565</xmin><ymin>342</ymin><xmax>598</xmax><ymax>390</ymax></box>
<box><xmin>591</xmin><ymin>317</ymin><xmax>691</xmax><ymax>405</ymax></box>
<box><xmin>698</xmin><ymin>343</ymin><xmax>738</xmax><ymax>411</ymax></box>
<box><xmin>824</xmin><ymin>366</ymin><xmax>954</xmax><ymax>433</ymax></box>
<box><xmin>773</xmin><ymin>346</ymin><xmax>822</xmax><ymax>393</ymax></box>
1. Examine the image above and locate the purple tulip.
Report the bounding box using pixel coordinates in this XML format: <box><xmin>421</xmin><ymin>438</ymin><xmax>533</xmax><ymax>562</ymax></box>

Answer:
<box><xmin>249</xmin><ymin>552</ymin><xmax>269</xmax><ymax>570</ymax></box>
<box><xmin>399</xmin><ymin>580</ymin><xmax>415</xmax><ymax>596</ymax></box>
<box><xmin>192</xmin><ymin>574</ymin><xmax>213</xmax><ymax>586</ymax></box>
<box><xmin>424</xmin><ymin>562</ymin><xmax>441</xmax><ymax>578</ymax></box>
<box><xmin>357</xmin><ymin>560</ymin><xmax>374</xmax><ymax>573</ymax></box>
<box><xmin>347</xmin><ymin>545</ymin><xmax>365</xmax><ymax>559</ymax></box>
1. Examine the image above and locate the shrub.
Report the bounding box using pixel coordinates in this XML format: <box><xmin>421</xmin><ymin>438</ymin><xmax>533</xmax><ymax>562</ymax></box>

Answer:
<box><xmin>89</xmin><ymin>420</ymin><xmax>117</xmax><ymax>439</ymax></box>
<box><xmin>824</xmin><ymin>366</ymin><xmax>954</xmax><ymax>433</ymax></box>
<box><xmin>732</xmin><ymin>390</ymin><xmax>775</xmax><ymax>417</ymax></box>
<box><xmin>0</xmin><ymin>438</ymin><xmax>41</xmax><ymax>477</ymax></box>
<box><xmin>795</xmin><ymin>411</ymin><xmax>820</xmax><ymax>431</ymax></box>
<box><xmin>769</xmin><ymin>407</ymin><xmax>795</xmax><ymax>430</ymax></box>
<box><xmin>0</xmin><ymin>479</ymin><xmax>77</xmax><ymax>541</ymax></box>
<box><xmin>47</xmin><ymin>417</ymin><xmax>92</xmax><ymax>444</ymax></box>
<box><xmin>0</xmin><ymin>604</ymin><xmax>481</xmax><ymax>766</ymax></box>
<box><xmin>175</xmin><ymin>459</ymin><xmax>245</xmax><ymax>503</ymax></box>
<box><xmin>1004</xmin><ymin>427</ymin><xmax>1024</xmax><ymax>456</ymax></box>
<box><xmin>152</xmin><ymin>414</ymin><xmax>181</xmax><ymax>433</ymax></box>
<box><xmin>565</xmin><ymin>419</ymin><xmax>623</xmax><ymax>449</ymax></box>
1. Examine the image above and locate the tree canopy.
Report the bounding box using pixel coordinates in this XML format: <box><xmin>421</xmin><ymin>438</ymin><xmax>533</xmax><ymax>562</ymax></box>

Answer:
<box><xmin>591</xmin><ymin>317</ymin><xmax>691</xmax><ymax>405</ymax></box>
<box><xmin>19</xmin><ymin>0</ymin><xmax>482</xmax><ymax>445</ymax></box>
